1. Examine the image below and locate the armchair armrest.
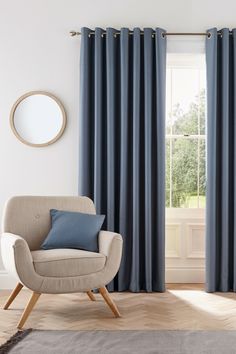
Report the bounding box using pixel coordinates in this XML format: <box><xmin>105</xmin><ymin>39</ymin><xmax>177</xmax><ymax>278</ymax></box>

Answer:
<box><xmin>1</xmin><ymin>233</ymin><xmax>32</xmax><ymax>279</ymax></box>
<box><xmin>98</xmin><ymin>230</ymin><xmax>123</xmax><ymax>279</ymax></box>
<box><xmin>1</xmin><ymin>233</ymin><xmax>42</xmax><ymax>291</ymax></box>
<box><xmin>1</xmin><ymin>232</ymin><xmax>31</xmax><ymax>253</ymax></box>
<box><xmin>99</xmin><ymin>230</ymin><xmax>123</xmax><ymax>257</ymax></box>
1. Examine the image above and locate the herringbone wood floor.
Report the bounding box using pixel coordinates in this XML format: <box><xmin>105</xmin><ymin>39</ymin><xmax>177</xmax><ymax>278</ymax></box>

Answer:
<box><xmin>1</xmin><ymin>284</ymin><xmax>236</xmax><ymax>345</ymax></box>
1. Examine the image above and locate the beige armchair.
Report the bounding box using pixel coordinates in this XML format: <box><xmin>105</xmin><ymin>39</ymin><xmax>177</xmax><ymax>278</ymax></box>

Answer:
<box><xmin>1</xmin><ymin>196</ymin><xmax>123</xmax><ymax>329</ymax></box>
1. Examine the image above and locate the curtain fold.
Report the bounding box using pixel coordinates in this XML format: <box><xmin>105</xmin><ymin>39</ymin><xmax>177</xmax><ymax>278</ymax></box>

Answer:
<box><xmin>206</xmin><ymin>28</ymin><xmax>236</xmax><ymax>292</ymax></box>
<box><xmin>79</xmin><ymin>27</ymin><xmax>166</xmax><ymax>292</ymax></box>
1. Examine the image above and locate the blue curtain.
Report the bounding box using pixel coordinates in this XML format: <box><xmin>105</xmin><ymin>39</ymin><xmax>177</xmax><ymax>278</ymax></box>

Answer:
<box><xmin>79</xmin><ymin>27</ymin><xmax>166</xmax><ymax>292</ymax></box>
<box><xmin>206</xmin><ymin>28</ymin><xmax>236</xmax><ymax>292</ymax></box>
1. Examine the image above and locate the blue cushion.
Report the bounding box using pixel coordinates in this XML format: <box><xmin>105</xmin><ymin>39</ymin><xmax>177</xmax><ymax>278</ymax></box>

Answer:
<box><xmin>41</xmin><ymin>209</ymin><xmax>105</xmax><ymax>252</ymax></box>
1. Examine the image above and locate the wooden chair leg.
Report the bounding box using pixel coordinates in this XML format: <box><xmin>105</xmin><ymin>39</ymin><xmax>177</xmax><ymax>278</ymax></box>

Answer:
<box><xmin>17</xmin><ymin>292</ymin><xmax>41</xmax><ymax>329</ymax></box>
<box><xmin>87</xmin><ymin>290</ymin><xmax>96</xmax><ymax>301</ymax></box>
<box><xmin>99</xmin><ymin>286</ymin><xmax>121</xmax><ymax>318</ymax></box>
<box><xmin>3</xmin><ymin>283</ymin><xmax>23</xmax><ymax>310</ymax></box>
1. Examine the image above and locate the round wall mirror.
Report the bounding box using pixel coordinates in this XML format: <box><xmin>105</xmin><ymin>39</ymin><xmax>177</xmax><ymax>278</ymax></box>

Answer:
<box><xmin>10</xmin><ymin>91</ymin><xmax>66</xmax><ymax>147</ymax></box>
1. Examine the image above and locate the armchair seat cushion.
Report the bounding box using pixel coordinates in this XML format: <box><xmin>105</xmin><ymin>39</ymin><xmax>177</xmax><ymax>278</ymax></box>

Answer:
<box><xmin>31</xmin><ymin>249</ymin><xmax>106</xmax><ymax>278</ymax></box>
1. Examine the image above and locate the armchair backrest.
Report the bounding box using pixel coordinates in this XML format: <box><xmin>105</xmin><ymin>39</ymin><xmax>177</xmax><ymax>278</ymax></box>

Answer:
<box><xmin>2</xmin><ymin>196</ymin><xmax>96</xmax><ymax>250</ymax></box>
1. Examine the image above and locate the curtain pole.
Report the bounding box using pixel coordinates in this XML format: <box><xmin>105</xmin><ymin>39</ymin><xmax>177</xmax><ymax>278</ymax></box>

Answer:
<box><xmin>71</xmin><ymin>30</ymin><xmax>234</xmax><ymax>38</ymax></box>
<box><xmin>70</xmin><ymin>31</ymin><xmax>207</xmax><ymax>36</ymax></box>
<box><xmin>70</xmin><ymin>31</ymin><xmax>208</xmax><ymax>37</ymax></box>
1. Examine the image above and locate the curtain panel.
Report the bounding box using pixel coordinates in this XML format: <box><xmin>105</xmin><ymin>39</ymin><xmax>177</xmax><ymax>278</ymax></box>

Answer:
<box><xmin>79</xmin><ymin>27</ymin><xmax>166</xmax><ymax>292</ymax></box>
<box><xmin>206</xmin><ymin>28</ymin><xmax>236</xmax><ymax>292</ymax></box>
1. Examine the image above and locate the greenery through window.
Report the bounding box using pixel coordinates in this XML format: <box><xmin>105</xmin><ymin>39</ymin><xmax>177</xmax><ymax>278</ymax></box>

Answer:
<box><xmin>166</xmin><ymin>56</ymin><xmax>206</xmax><ymax>208</ymax></box>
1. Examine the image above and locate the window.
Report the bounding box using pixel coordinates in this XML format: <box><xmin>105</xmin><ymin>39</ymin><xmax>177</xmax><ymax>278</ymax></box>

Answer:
<box><xmin>166</xmin><ymin>54</ymin><xmax>206</xmax><ymax>208</ymax></box>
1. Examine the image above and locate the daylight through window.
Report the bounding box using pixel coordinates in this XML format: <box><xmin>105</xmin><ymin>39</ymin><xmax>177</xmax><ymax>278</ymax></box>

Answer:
<box><xmin>166</xmin><ymin>54</ymin><xmax>206</xmax><ymax>208</ymax></box>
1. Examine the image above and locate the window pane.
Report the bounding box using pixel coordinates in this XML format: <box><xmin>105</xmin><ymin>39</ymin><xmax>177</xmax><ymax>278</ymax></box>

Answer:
<box><xmin>199</xmin><ymin>70</ymin><xmax>206</xmax><ymax>135</ymax></box>
<box><xmin>171</xmin><ymin>68</ymin><xmax>199</xmax><ymax>135</ymax></box>
<box><xmin>172</xmin><ymin>138</ymin><xmax>198</xmax><ymax>208</ymax></box>
<box><xmin>166</xmin><ymin>69</ymin><xmax>171</xmax><ymax>135</ymax></box>
<box><xmin>199</xmin><ymin>139</ymin><xmax>206</xmax><ymax>207</ymax></box>
<box><xmin>199</xmin><ymin>89</ymin><xmax>206</xmax><ymax>135</ymax></box>
<box><xmin>172</xmin><ymin>101</ymin><xmax>198</xmax><ymax>136</ymax></box>
<box><xmin>166</xmin><ymin>138</ymin><xmax>170</xmax><ymax>207</ymax></box>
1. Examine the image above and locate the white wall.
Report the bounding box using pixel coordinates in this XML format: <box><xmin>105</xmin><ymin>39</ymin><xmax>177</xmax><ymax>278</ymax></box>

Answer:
<box><xmin>0</xmin><ymin>0</ymin><xmax>236</xmax><ymax>284</ymax></box>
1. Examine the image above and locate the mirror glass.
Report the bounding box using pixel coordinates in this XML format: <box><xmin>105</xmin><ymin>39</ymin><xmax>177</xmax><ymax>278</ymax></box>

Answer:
<box><xmin>10</xmin><ymin>92</ymin><xmax>66</xmax><ymax>147</ymax></box>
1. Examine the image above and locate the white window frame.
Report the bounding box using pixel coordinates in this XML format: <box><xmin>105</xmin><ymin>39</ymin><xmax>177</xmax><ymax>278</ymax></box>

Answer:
<box><xmin>165</xmin><ymin>39</ymin><xmax>206</xmax><ymax>284</ymax></box>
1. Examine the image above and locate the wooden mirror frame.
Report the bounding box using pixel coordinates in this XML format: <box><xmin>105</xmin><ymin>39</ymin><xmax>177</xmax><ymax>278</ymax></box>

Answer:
<box><xmin>10</xmin><ymin>91</ymin><xmax>67</xmax><ymax>147</ymax></box>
